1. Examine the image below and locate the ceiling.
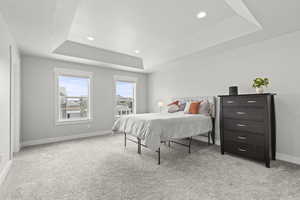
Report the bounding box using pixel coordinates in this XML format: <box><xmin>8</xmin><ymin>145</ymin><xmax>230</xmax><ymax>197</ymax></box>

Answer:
<box><xmin>0</xmin><ymin>0</ymin><xmax>300</xmax><ymax>73</ymax></box>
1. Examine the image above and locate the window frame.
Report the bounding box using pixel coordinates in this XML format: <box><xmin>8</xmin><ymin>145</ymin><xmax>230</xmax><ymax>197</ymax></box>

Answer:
<box><xmin>54</xmin><ymin>68</ymin><xmax>93</xmax><ymax>125</ymax></box>
<box><xmin>114</xmin><ymin>75</ymin><xmax>137</xmax><ymax>118</ymax></box>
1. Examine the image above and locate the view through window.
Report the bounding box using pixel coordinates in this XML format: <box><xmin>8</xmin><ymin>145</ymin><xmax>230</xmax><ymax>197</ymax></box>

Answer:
<box><xmin>58</xmin><ymin>75</ymin><xmax>90</xmax><ymax>121</ymax></box>
<box><xmin>116</xmin><ymin>81</ymin><xmax>136</xmax><ymax>116</ymax></box>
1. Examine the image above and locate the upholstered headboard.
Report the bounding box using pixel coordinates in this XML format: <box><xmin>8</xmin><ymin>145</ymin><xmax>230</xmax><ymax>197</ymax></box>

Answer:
<box><xmin>171</xmin><ymin>96</ymin><xmax>216</xmax><ymax>118</ymax></box>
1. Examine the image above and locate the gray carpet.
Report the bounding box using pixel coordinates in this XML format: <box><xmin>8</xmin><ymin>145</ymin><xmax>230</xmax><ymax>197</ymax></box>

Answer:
<box><xmin>1</xmin><ymin>134</ymin><xmax>300</xmax><ymax>200</ymax></box>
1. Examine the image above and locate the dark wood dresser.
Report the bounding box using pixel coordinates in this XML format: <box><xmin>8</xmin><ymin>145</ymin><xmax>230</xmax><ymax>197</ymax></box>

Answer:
<box><xmin>218</xmin><ymin>94</ymin><xmax>276</xmax><ymax>168</ymax></box>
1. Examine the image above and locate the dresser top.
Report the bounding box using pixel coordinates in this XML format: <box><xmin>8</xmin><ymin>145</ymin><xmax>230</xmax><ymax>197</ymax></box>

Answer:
<box><xmin>218</xmin><ymin>93</ymin><xmax>276</xmax><ymax>97</ymax></box>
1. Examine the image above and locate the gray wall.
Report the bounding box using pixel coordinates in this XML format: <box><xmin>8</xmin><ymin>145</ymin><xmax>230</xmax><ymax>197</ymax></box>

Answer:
<box><xmin>21</xmin><ymin>55</ymin><xmax>148</xmax><ymax>143</ymax></box>
<box><xmin>0</xmin><ymin>14</ymin><xmax>20</xmax><ymax>175</ymax></box>
<box><xmin>148</xmin><ymin>30</ymin><xmax>300</xmax><ymax>159</ymax></box>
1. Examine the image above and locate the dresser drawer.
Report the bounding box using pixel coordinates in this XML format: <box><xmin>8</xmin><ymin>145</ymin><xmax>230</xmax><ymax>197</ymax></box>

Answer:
<box><xmin>223</xmin><ymin>107</ymin><xmax>265</xmax><ymax>121</ymax></box>
<box><xmin>223</xmin><ymin>96</ymin><xmax>265</xmax><ymax>107</ymax></box>
<box><xmin>224</xmin><ymin>141</ymin><xmax>264</xmax><ymax>161</ymax></box>
<box><xmin>224</xmin><ymin>131</ymin><xmax>264</xmax><ymax>146</ymax></box>
<box><xmin>223</xmin><ymin>119</ymin><xmax>265</xmax><ymax>134</ymax></box>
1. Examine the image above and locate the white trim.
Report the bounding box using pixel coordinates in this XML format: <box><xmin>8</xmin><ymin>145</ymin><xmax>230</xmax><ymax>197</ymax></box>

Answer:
<box><xmin>54</xmin><ymin>68</ymin><xmax>93</xmax><ymax>77</ymax></box>
<box><xmin>202</xmin><ymin>138</ymin><xmax>300</xmax><ymax>165</ymax></box>
<box><xmin>55</xmin><ymin>118</ymin><xmax>92</xmax><ymax>126</ymax></box>
<box><xmin>18</xmin><ymin>132</ymin><xmax>300</xmax><ymax>166</ymax></box>
<box><xmin>277</xmin><ymin>153</ymin><xmax>300</xmax><ymax>165</ymax></box>
<box><xmin>21</xmin><ymin>130</ymin><xmax>111</xmax><ymax>148</ymax></box>
<box><xmin>194</xmin><ymin>138</ymin><xmax>300</xmax><ymax>165</ymax></box>
<box><xmin>113</xmin><ymin>75</ymin><xmax>138</xmax><ymax>82</ymax></box>
<box><xmin>0</xmin><ymin>160</ymin><xmax>12</xmax><ymax>186</ymax></box>
<box><xmin>54</xmin><ymin>68</ymin><xmax>94</xmax><ymax>126</ymax></box>
<box><xmin>193</xmin><ymin>136</ymin><xmax>300</xmax><ymax>165</ymax></box>
<box><xmin>193</xmin><ymin>137</ymin><xmax>300</xmax><ymax>165</ymax></box>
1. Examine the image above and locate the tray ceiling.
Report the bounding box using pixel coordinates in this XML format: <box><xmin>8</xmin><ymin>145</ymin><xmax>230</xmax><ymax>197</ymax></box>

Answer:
<box><xmin>1</xmin><ymin>0</ymin><xmax>300</xmax><ymax>72</ymax></box>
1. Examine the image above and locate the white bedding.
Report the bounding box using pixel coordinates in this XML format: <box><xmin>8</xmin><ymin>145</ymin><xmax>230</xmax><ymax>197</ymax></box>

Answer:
<box><xmin>112</xmin><ymin>112</ymin><xmax>212</xmax><ymax>151</ymax></box>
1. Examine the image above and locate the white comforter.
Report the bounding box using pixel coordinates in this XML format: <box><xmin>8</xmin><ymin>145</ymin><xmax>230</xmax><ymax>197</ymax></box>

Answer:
<box><xmin>112</xmin><ymin>112</ymin><xmax>212</xmax><ymax>150</ymax></box>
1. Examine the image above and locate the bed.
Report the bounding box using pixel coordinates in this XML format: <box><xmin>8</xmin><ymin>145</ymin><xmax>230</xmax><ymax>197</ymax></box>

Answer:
<box><xmin>112</xmin><ymin>96</ymin><xmax>216</xmax><ymax>164</ymax></box>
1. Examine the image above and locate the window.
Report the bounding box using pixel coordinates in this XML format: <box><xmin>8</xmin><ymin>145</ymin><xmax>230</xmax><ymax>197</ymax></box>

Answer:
<box><xmin>114</xmin><ymin>76</ymin><xmax>137</xmax><ymax>117</ymax></box>
<box><xmin>55</xmin><ymin>68</ymin><xmax>93</xmax><ymax>125</ymax></box>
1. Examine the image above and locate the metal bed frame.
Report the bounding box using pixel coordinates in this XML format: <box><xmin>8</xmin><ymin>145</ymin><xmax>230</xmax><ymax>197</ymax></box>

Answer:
<box><xmin>124</xmin><ymin>117</ymin><xmax>215</xmax><ymax>165</ymax></box>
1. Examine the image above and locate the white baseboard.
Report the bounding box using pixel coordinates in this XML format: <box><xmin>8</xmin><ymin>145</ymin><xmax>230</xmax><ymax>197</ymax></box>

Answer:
<box><xmin>21</xmin><ymin>130</ymin><xmax>112</xmax><ymax>148</ymax></box>
<box><xmin>277</xmin><ymin>153</ymin><xmax>300</xmax><ymax>165</ymax></box>
<box><xmin>193</xmin><ymin>137</ymin><xmax>300</xmax><ymax>165</ymax></box>
<box><xmin>0</xmin><ymin>160</ymin><xmax>12</xmax><ymax>186</ymax></box>
<box><xmin>20</xmin><ymin>132</ymin><xmax>300</xmax><ymax>166</ymax></box>
<box><xmin>14</xmin><ymin>142</ymin><xmax>20</xmax><ymax>153</ymax></box>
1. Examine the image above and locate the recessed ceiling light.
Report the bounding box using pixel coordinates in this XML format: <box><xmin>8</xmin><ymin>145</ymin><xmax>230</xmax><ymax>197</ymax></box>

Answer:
<box><xmin>134</xmin><ymin>50</ymin><xmax>140</xmax><ymax>54</ymax></box>
<box><xmin>87</xmin><ymin>36</ymin><xmax>95</xmax><ymax>41</ymax></box>
<box><xmin>197</xmin><ymin>11</ymin><xmax>207</xmax><ymax>19</ymax></box>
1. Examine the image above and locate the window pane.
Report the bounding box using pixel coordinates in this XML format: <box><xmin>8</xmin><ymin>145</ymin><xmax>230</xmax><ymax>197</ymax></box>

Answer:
<box><xmin>116</xmin><ymin>81</ymin><xmax>135</xmax><ymax>116</ymax></box>
<box><xmin>59</xmin><ymin>76</ymin><xmax>89</xmax><ymax>121</ymax></box>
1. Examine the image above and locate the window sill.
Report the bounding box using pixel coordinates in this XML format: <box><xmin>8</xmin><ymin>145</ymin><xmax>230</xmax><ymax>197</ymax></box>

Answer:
<box><xmin>114</xmin><ymin>113</ymin><xmax>136</xmax><ymax>119</ymax></box>
<box><xmin>56</xmin><ymin>118</ymin><xmax>93</xmax><ymax>126</ymax></box>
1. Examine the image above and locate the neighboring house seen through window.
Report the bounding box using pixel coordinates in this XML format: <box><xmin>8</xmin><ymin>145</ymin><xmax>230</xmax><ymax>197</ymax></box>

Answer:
<box><xmin>55</xmin><ymin>68</ymin><xmax>93</xmax><ymax>124</ymax></box>
<box><xmin>115</xmin><ymin>80</ymin><xmax>136</xmax><ymax>117</ymax></box>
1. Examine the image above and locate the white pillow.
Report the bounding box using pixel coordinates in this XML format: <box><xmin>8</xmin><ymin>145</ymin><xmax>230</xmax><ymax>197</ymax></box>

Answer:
<box><xmin>168</xmin><ymin>104</ymin><xmax>179</xmax><ymax>113</ymax></box>
<box><xmin>184</xmin><ymin>102</ymin><xmax>191</xmax><ymax>114</ymax></box>
<box><xmin>199</xmin><ymin>100</ymin><xmax>210</xmax><ymax>115</ymax></box>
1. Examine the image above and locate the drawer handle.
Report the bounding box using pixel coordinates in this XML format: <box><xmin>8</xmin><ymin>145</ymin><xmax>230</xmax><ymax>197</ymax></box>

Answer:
<box><xmin>237</xmin><ymin>124</ymin><xmax>246</xmax><ymax>127</ymax></box>
<box><xmin>236</xmin><ymin>111</ymin><xmax>246</xmax><ymax>115</ymax></box>
<box><xmin>237</xmin><ymin>136</ymin><xmax>247</xmax><ymax>140</ymax></box>
<box><xmin>238</xmin><ymin>148</ymin><xmax>247</xmax><ymax>152</ymax></box>
<box><xmin>247</xmin><ymin>100</ymin><xmax>257</xmax><ymax>103</ymax></box>
<box><xmin>227</xmin><ymin>100</ymin><xmax>234</xmax><ymax>104</ymax></box>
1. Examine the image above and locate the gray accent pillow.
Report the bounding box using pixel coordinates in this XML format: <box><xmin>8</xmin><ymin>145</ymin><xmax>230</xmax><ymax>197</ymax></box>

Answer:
<box><xmin>168</xmin><ymin>104</ymin><xmax>179</xmax><ymax>113</ymax></box>
<box><xmin>199</xmin><ymin>100</ymin><xmax>210</xmax><ymax>115</ymax></box>
<box><xmin>178</xmin><ymin>102</ymin><xmax>186</xmax><ymax>111</ymax></box>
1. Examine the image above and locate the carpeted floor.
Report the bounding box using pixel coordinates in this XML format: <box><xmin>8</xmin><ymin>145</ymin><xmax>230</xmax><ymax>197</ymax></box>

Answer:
<box><xmin>1</xmin><ymin>134</ymin><xmax>300</xmax><ymax>200</ymax></box>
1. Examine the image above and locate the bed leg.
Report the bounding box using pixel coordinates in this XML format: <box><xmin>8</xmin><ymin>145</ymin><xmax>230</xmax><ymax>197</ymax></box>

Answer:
<box><xmin>157</xmin><ymin>148</ymin><xmax>160</xmax><ymax>165</ymax></box>
<box><xmin>212</xmin><ymin>118</ymin><xmax>216</xmax><ymax>145</ymax></box>
<box><xmin>208</xmin><ymin>131</ymin><xmax>211</xmax><ymax>145</ymax></box>
<box><xmin>188</xmin><ymin>137</ymin><xmax>192</xmax><ymax>154</ymax></box>
<box><xmin>212</xmin><ymin>131</ymin><xmax>215</xmax><ymax>145</ymax></box>
<box><xmin>137</xmin><ymin>138</ymin><xmax>141</xmax><ymax>154</ymax></box>
<box><xmin>168</xmin><ymin>140</ymin><xmax>171</xmax><ymax>148</ymax></box>
<box><xmin>124</xmin><ymin>132</ymin><xmax>127</xmax><ymax>148</ymax></box>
